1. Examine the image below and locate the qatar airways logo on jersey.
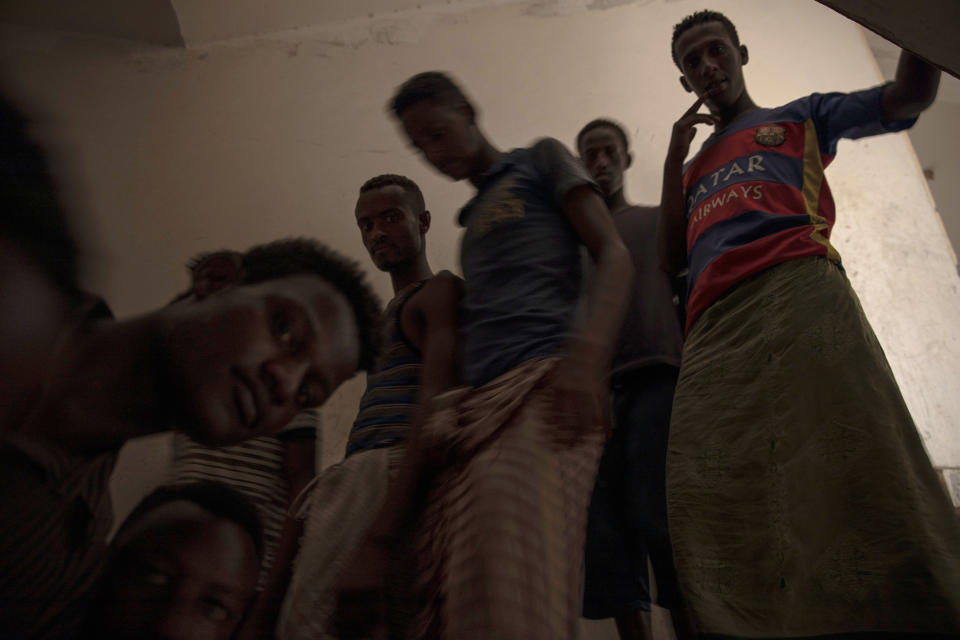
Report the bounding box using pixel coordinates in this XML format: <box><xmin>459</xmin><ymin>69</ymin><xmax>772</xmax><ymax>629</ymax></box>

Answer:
<box><xmin>687</xmin><ymin>153</ymin><xmax>767</xmax><ymax>218</ymax></box>
<box><xmin>689</xmin><ymin>183</ymin><xmax>765</xmax><ymax>224</ymax></box>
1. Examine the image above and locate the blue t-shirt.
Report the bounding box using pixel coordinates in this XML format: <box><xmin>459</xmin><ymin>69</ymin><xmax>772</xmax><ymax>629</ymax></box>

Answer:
<box><xmin>458</xmin><ymin>138</ymin><xmax>596</xmax><ymax>386</ymax></box>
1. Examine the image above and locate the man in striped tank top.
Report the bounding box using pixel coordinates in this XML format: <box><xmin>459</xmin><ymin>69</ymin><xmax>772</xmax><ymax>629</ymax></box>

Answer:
<box><xmin>279</xmin><ymin>175</ymin><xmax>461</xmax><ymax>640</ymax></box>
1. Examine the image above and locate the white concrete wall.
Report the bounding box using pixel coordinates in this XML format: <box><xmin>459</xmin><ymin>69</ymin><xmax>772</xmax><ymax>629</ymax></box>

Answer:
<box><xmin>2</xmin><ymin>0</ymin><xmax>958</xmax><ymax>563</ymax></box>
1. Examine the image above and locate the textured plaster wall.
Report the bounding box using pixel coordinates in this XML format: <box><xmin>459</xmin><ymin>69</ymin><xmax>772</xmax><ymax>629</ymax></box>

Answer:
<box><xmin>2</xmin><ymin>0</ymin><xmax>958</xmax><ymax>540</ymax></box>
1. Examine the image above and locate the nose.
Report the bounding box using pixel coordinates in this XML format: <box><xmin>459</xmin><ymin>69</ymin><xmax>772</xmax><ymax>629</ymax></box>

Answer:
<box><xmin>368</xmin><ymin>222</ymin><xmax>387</xmax><ymax>244</ymax></box>
<box><xmin>261</xmin><ymin>356</ymin><xmax>308</xmax><ymax>407</ymax></box>
<box><xmin>421</xmin><ymin>144</ymin><xmax>448</xmax><ymax>171</ymax></box>
<box><xmin>701</xmin><ymin>56</ymin><xmax>719</xmax><ymax>78</ymax></box>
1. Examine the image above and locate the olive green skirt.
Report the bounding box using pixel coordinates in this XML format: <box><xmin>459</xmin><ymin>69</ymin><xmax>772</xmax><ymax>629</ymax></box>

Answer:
<box><xmin>668</xmin><ymin>257</ymin><xmax>960</xmax><ymax>637</ymax></box>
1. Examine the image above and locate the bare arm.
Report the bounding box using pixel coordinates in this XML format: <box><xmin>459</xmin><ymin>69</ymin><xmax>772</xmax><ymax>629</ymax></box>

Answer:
<box><xmin>882</xmin><ymin>50</ymin><xmax>941</xmax><ymax>123</ymax></box>
<box><xmin>658</xmin><ymin>95</ymin><xmax>719</xmax><ymax>275</ymax></box>
<box><xmin>553</xmin><ymin>184</ymin><xmax>633</xmax><ymax>432</ymax></box>
<box><xmin>329</xmin><ymin>273</ymin><xmax>462</xmax><ymax>635</ymax></box>
<box><xmin>364</xmin><ymin>273</ymin><xmax>461</xmax><ymax>539</ymax></box>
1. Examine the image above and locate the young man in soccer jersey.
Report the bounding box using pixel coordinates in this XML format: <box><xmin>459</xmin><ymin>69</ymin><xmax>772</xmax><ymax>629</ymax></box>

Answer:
<box><xmin>659</xmin><ymin>9</ymin><xmax>960</xmax><ymax>638</ymax></box>
<box><xmin>277</xmin><ymin>174</ymin><xmax>461</xmax><ymax>640</ymax></box>
<box><xmin>389</xmin><ymin>71</ymin><xmax>633</xmax><ymax>640</ymax></box>
<box><xmin>577</xmin><ymin>119</ymin><xmax>685</xmax><ymax>640</ymax></box>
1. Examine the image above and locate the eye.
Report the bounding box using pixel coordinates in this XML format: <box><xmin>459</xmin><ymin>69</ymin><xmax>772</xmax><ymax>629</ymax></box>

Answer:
<box><xmin>200</xmin><ymin>598</ymin><xmax>231</xmax><ymax>623</ymax></box>
<box><xmin>385</xmin><ymin>212</ymin><xmax>400</xmax><ymax>223</ymax></box>
<box><xmin>273</xmin><ymin>311</ymin><xmax>293</xmax><ymax>350</ymax></box>
<box><xmin>711</xmin><ymin>44</ymin><xmax>726</xmax><ymax>56</ymax></box>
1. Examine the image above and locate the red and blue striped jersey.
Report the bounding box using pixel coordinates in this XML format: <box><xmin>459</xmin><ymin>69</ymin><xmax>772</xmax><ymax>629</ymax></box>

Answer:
<box><xmin>681</xmin><ymin>86</ymin><xmax>915</xmax><ymax>333</ymax></box>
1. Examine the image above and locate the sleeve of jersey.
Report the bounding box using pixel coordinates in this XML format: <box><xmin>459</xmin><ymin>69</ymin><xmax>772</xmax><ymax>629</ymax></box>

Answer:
<box><xmin>810</xmin><ymin>85</ymin><xmax>918</xmax><ymax>156</ymax></box>
<box><xmin>530</xmin><ymin>137</ymin><xmax>601</xmax><ymax>207</ymax></box>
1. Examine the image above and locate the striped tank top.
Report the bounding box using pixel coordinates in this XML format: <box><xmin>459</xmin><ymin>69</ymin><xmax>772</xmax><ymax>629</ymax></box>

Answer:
<box><xmin>169</xmin><ymin>408</ymin><xmax>318</xmax><ymax>582</ymax></box>
<box><xmin>345</xmin><ymin>279</ymin><xmax>426</xmax><ymax>457</ymax></box>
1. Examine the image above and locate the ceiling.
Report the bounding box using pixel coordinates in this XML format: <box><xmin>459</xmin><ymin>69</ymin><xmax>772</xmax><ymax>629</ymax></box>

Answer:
<box><xmin>0</xmin><ymin>0</ymin><xmax>450</xmax><ymax>47</ymax></box>
<box><xmin>2</xmin><ymin>0</ymin><xmax>958</xmax><ymax>86</ymax></box>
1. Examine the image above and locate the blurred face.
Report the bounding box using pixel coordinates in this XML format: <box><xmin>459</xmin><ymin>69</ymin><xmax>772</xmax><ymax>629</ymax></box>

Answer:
<box><xmin>674</xmin><ymin>21</ymin><xmax>747</xmax><ymax>111</ymax></box>
<box><xmin>355</xmin><ymin>185</ymin><xmax>426</xmax><ymax>272</ymax></box>
<box><xmin>96</xmin><ymin>501</ymin><xmax>259</xmax><ymax>640</ymax></box>
<box><xmin>578</xmin><ymin>126</ymin><xmax>629</xmax><ymax>197</ymax></box>
<box><xmin>161</xmin><ymin>275</ymin><xmax>360</xmax><ymax>446</ymax></box>
<box><xmin>401</xmin><ymin>99</ymin><xmax>481</xmax><ymax>181</ymax></box>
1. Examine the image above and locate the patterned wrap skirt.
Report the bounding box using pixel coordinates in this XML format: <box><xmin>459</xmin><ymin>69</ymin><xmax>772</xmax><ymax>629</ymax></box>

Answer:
<box><xmin>413</xmin><ymin>357</ymin><xmax>607</xmax><ymax>640</ymax></box>
<box><xmin>277</xmin><ymin>446</ymin><xmax>400</xmax><ymax>640</ymax></box>
<box><xmin>667</xmin><ymin>256</ymin><xmax>960</xmax><ymax>637</ymax></box>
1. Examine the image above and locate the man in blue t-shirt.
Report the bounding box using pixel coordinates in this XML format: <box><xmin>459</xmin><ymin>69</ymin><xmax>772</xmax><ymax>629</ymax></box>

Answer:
<box><xmin>388</xmin><ymin>71</ymin><xmax>633</xmax><ymax>639</ymax></box>
<box><xmin>659</xmin><ymin>9</ymin><xmax>960</xmax><ymax>639</ymax></box>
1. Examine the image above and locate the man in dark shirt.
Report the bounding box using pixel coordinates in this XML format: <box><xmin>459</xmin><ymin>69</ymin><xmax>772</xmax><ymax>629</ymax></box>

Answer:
<box><xmin>577</xmin><ymin>118</ymin><xmax>685</xmax><ymax>640</ymax></box>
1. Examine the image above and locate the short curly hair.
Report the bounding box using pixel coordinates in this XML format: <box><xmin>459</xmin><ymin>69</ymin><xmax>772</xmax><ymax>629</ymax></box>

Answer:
<box><xmin>114</xmin><ymin>481</ymin><xmax>264</xmax><ymax>560</ymax></box>
<box><xmin>671</xmin><ymin>10</ymin><xmax>741</xmax><ymax>68</ymax></box>
<box><xmin>358</xmin><ymin>174</ymin><xmax>425</xmax><ymax>214</ymax></box>
<box><xmin>576</xmin><ymin>118</ymin><xmax>630</xmax><ymax>156</ymax></box>
<box><xmin>239</xmin><ymin>238</ymin><xmax>382</xmax><ymax>372</ymax></box>
<box><xmin>389</xmin><ymin>71</ymin><xmax>471</xmax><ymax>119</ymax></box>
<box><xmin>185</xmin><ymin>238</ymin><xmax>382</xmax><ymax>372</ymax></box>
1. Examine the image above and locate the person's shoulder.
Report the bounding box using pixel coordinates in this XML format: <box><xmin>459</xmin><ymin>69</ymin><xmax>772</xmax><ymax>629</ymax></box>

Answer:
<box><xmin>528</xmin><ymin>136</ymin><xmax>571</xmax><ymax>156</ymax></box>
<box><xmin>415</xmin><ymin>270</ymin><xmax>463</xmax><ymax>305</ymax></box>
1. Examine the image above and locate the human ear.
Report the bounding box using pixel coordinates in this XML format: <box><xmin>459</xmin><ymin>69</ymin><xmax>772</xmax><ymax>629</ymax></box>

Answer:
<box><xmin>680</xmin><ymin>76</ymin><xmax>692</xmax><ymax>93</ymax></box>
<box><xmin>625</xmin><ymin>152</ymin><xmax>633</xmax><ymax>169</ymax></box>
<box><xmin>419</xmin><ymin>210</ymin><xmax>431</xmax><ymax>234</ymax></box>
<box><xmin>190</xmin><ymin>250</ymin><xmax>243</xmax><ymax>298</ymax></box>
<box><xmin>740</xmin><ymin>44</ymin><xmax>749</xmax><ymax>66</ymax></box>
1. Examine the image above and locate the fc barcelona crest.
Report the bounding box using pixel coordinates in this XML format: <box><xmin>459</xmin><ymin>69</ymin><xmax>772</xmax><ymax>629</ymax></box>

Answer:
<box><xmin>755</xmin><ymin>125</ymin><xmax>786</xmax><ymax>146</ymax></box>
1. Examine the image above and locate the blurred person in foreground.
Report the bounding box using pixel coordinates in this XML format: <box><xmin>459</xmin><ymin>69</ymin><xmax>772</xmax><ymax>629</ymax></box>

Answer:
<box><xmin>0</xmin><ymin>99</ymin><xmax>382</xmax><ymax>639</ymax></box>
